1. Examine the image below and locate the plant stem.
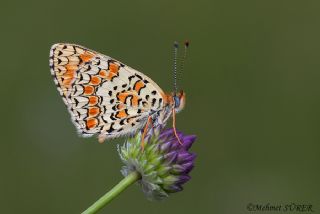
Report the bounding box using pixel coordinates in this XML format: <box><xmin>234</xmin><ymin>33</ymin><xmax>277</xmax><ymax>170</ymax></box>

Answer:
<box><xmin>82</xmin><ymin>171</ymin><xmax>141</xmax><ymax>214</ymax></box>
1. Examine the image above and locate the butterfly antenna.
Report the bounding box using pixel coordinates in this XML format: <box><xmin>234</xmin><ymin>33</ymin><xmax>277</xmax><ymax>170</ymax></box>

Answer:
<box><xmin>173</xmin><ymin>41</ymin><xmax>179</xmax><ymax>95</ymax></box>
<box><xmin>179</xmin><ymin>40</ymin><xmax>189</xmax><ymax>83</ymax></box>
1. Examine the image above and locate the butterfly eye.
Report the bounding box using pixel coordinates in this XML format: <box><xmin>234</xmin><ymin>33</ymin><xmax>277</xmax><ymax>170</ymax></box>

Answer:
<box><xmin>174</xmin><ymin>96</ymin><xmax>180</xmax><ymax>108</ymax></box>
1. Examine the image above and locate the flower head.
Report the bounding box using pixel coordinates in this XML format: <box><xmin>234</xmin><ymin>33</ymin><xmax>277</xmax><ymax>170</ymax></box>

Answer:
<box><xmin>118</xmin><ymin>128</ymin><xmax>196</xmax><ymax>200</ymax></box>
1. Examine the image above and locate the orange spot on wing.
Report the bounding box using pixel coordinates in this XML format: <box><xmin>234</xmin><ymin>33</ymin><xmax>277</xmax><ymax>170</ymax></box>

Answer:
<box><xmin>117</xmin><ymin>92</ymin><xmax>128</xmax><ymax>103</ymax></box>
<box><xmin>88</xmin><ymin>107</ymin><xmax>100</xmax><ymax>117</ymax></box>
<box><xmin>99</xmin><ymin>70</ymin><xmax>108</xmax><ymax>78</ymax></box>
<box><xmin>90</xmin><ymin>76</ymin><xmax>101</xmax><ymax>85</ymax></box>
<box><xmin>109</xmin><ymin>63</ymin><xmax>119</xmax><ymax>73</ymax></box>
<box><xmin>80</xmin><ymin>51</ymin><xmax>94</xmax><ymax>63</ymax></box>
<box><xmin>64</xmin><ymin>79</ymin><xmax>72</xmax><ymax>87</ymax></box>
<box><xmin>64</xmin><ymin>70</ymin><xmax>74</xmax><ymax>79</ymax></box>
<box><xmin>117</xmin><ymin>103</ymin><xmax>125</xmax><ymax>110</ymax></box>
<box><xmin>84</xmin><ymin>85</ymin><xmax>94</xmax><ymax>95</ymax></box>
<box><xmin>134</xmin><ymin>80</ymin><xmax>145</xmax><ymax>93</ymax></box>
<box><xmin>131</xmin><ymin>94</ymin><xmax>139</xmax><ymax>107</ymax></box>
<box><xmin>117</xmin><ymin>91</ymin><xmax>139</xmax><ymax>107</ymax></box>
<box><xmin>65</xmin><ymin>64</ymin><xmax>78</xmax><ymax>72</ymax></box>
<box><xmin>62</xmin><ymin>64</ymin><xmax>77</xmax><ymax>87</ymax></box>
<box><xmin>107</xmin><ymin>72</ymin><xmax>116</xmax><ymax>80</ymax></box>
<box><xmin>107</xmin><ymin>63</ymin><xmax>119</xmax><ymax>80</ymax></box>
<box><xmin>89</xmin><ymin>96</ymin><xmax>98</xmax><ymax>105</ymax></box>
<box><xmin>116</xmin><ymin>109</ymin><xmax>128</xmax><ymax>118</ymax></box>
<box><xmin>86</xmin><ymin>118</ymin><xmax>98</xmax><ymax>129</ymax></box>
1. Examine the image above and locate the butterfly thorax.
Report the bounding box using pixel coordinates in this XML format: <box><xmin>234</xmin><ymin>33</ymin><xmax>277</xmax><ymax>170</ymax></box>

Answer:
<box><xmin>162</xmin><ymin>90</ymin><xmax>185</xmax><ymax>113</ymax></box>
<box><xmin>154</xmin><ymin>90</ymin><xmax>185</xmax><ymax>127</ymax></box>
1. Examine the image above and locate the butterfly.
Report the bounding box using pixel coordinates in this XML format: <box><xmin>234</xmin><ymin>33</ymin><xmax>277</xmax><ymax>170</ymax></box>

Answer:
<box><xmin>49</xmin><ymin>43</ymin><xmax>187</xmax><ymax>146</ymax></box>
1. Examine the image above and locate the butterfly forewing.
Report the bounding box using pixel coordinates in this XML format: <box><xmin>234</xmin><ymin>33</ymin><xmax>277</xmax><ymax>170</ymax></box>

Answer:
<box><xmin>50</xmin><ymin>43</ymin><xmax>165</xmax><ymax>139</ymax></box>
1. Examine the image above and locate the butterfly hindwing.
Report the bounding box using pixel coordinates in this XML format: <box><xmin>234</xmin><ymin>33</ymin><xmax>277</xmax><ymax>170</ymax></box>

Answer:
<box><xmin>50</xmin><ymin>43</ymin><xmax>165</xmax><ymax>139</ymax></box>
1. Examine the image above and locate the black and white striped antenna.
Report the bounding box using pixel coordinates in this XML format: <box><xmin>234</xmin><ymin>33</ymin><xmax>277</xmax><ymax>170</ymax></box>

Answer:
<box><xmin>180</xmin><ymin>40</ymin><xmax>189</xmax><ymax>83</ymax></box>
<box><xmin>173</xmin><ymin>40</ymin><xmax>189</xmax><ymax>95</ymax></box>
<box><xmin>173</xmin><ymin>41</ymin><xmax>179</xmax><ymax>95</ymax></box>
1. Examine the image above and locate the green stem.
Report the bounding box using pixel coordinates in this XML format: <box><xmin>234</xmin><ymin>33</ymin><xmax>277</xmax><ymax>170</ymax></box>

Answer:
<box><xmin>82</xmin><ymin>171</ymin><xmax>141</xmax><ymax>214</ymax></box>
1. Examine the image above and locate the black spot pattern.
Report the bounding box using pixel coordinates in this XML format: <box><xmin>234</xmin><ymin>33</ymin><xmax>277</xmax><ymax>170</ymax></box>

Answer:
<box><xmin>107</xmin><ymin>123</ymin><xmax>115</xmax><ymax>133</ymax></box>
<box><xmin>120</xmin><ymin>119</ymin><xmax>125</xmax><ymax>125</ymax></box>
<box><xmin>128</xmin><ymin>75</ymin><xmax>135</xmax><ymax>83</ymax></box>
<box><xmin>152</xmin><ymin>98</ymin><xmax>156</xmax><ymax>107</ymax></box>
<box><xmin>135</xmin><ymin>74</ymin><xmax>143</xmax><ymax>80</ymax></box>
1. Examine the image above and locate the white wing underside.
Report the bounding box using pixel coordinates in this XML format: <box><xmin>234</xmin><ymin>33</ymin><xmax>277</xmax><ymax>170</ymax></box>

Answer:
<box><xmin>50</xmin><ymin>43</ymin><xmax>168</xmax><ymax>141</ymax></box>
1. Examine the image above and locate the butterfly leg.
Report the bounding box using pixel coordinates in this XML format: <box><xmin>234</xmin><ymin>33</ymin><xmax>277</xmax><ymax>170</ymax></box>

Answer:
<box><xmin>172</xmin><ymin>108</ymin><xmax>183</xmax><ymax>145</ymax></box>
<box><xmin>141</xmin><ymin>116</ymin><xmax>152</xmax><ymax>150</ymax></box>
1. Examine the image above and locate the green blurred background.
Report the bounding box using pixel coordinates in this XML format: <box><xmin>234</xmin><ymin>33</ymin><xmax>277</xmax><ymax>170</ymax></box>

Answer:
<box><xmin>1</xmin><ymin>0</ymin><xmax>319</xmax><ymax>213</ymax></box>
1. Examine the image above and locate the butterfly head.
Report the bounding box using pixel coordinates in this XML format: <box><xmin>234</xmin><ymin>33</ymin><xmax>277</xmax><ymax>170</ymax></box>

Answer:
<box><xmin>173</xmin><ymin>90</ymin><xmax>185</xmax><ymax>113</ymax></box>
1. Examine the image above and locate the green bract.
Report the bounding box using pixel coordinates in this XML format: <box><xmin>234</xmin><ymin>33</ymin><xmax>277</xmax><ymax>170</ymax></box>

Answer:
<box><xmin>118</xmin><ymin>128</ymin><xmax>196</xmax><ymax>200</ymax></box>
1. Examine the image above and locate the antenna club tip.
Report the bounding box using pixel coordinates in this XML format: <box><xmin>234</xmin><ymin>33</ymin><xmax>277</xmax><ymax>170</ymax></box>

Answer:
<box><xmin>174</xmin><ymin>41</ymin><xmax>179</xmax><ymax>48</ymax></box>
<box><xmin>184</xmin><ymin>40</ymin><xmax>190</xmax><ymax>47</ymax></box>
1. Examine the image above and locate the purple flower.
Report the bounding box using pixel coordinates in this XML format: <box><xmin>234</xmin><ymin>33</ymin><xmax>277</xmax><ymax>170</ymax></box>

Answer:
<box><xmin>118</xmin><ymin>128</ymin><xmax>196</xmax><ymax>200</ymax></box>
